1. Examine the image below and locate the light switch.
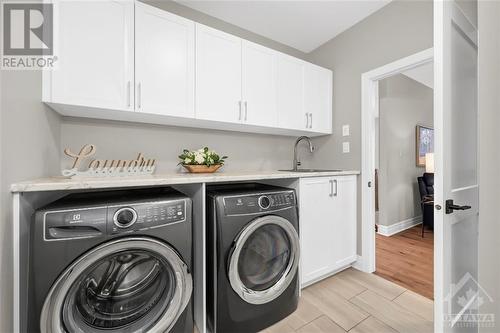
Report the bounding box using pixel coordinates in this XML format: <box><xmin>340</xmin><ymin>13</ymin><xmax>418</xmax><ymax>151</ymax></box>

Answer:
<box><xmin>343</xmin><ymin>142</ymin><xmax>350</xmax><ymax>153</ymax></box>
<box><xmin>342</xmin><ymin>124</ymin><xmax>350</xmax><ymax>137</ymax></box>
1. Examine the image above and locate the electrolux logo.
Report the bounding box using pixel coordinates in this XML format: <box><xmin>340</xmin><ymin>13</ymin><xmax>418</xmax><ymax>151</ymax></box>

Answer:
<box><xmin>1</xmin><ymin>2</ymin><xmax>57</xmax><ymax>69</ymax></box>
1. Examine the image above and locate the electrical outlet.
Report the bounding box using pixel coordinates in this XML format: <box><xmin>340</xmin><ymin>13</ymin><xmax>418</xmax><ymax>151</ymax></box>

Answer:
<box><xmin>342</xmin><ymin>124</ymin><xmax>350</xmax><ymax>136</ymax></box>
<box><xmin>343</xmin><ymin>142</ymin><xmax>350</xmax><ymax>153</ymax></box>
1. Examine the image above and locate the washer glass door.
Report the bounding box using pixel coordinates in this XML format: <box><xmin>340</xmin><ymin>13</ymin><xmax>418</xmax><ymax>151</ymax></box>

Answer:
<box><xmin>41</xmin><ymin>238</ymin><xmax>192</xmax><ymax>333</ymax></box>
<box><xmin>228</xmin><ymin>216</ymin><xmax>299</xmax><ymax>305</ymax></box>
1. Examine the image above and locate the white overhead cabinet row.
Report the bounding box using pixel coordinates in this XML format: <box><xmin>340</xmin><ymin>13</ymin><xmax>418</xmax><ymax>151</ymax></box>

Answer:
<box><xmin>43</xmin><ymin>1</ymin><xmax>332</xmax><ymax>136</ymax></box>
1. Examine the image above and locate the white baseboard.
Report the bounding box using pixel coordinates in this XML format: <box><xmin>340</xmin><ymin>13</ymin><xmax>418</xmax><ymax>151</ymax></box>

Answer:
<box><xmin>301</xmin><ymin>264</ymin><xmax>354</xmax><ymax>289</ymax></box>
<box><xmin>377</xmin><ymin>216</ymin><xmax>422</xmax><ymax>236</ymax></box>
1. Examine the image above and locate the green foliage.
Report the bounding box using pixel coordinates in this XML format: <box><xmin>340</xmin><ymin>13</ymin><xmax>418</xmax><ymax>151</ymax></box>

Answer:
<box><xmin>178</xmin><ymin>147</ymin><xmax>228</xmax><ymax>167</ymax></box>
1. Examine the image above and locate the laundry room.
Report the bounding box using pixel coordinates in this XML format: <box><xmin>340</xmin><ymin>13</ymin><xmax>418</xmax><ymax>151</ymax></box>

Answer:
<box><xmin>2</xmin><ymin>1</ymin><xmax>499</xmax><ymax>333</ymax></box>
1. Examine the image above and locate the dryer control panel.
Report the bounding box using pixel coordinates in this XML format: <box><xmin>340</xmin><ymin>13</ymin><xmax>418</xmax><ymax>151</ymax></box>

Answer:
<box><xmin>223</xmin><ymin>191</ymin><xmax>296</xmax><ymax>216</ymax></box>
<box><xmin>108</xmin><ymin>199</ymin><xmax>186</xmax><ymax>234</ymax></box>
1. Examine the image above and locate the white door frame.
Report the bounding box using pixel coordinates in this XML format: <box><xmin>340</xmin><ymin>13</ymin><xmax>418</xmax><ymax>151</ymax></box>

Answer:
<box><xmin>358</xmin><ymin>48</ymin><xmax>434</xmax><ymax>273</ymax></box>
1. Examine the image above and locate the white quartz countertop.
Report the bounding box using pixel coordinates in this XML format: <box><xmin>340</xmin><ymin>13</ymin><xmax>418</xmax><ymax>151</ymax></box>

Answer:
<box><xmin>11</xmin><ymin>170</ymin><xmax>360</xmax><ymax>193</ymax></box>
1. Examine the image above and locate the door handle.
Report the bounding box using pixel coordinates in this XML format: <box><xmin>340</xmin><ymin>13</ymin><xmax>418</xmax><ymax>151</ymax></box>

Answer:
<box><xmin>244</xmin><ymin>101</ymin><xmax>248</xmax><ymax>121</ymax></box>
<box><xmin>309</xmin><ymin>113</ymin><xmax>313</xmax><ymax>129</ymax></box>
<box><xmin>305</xmin><ymin>113</ymin><xmax>309</xmax><ymax>128</ymax></box>
<box><xmin>333</xmin><ymin>179</ymin><xmax>338</xmax><ymax>196</ymax></box>
<box><xmin>329</xmin><ymin>180</ymin><xmax>333</xmax><ymax>197</ymax></box>
<box><xmin>445</xmin><ymin>199</ymin><xmax>472</xmax><ymax>214</ymax></box>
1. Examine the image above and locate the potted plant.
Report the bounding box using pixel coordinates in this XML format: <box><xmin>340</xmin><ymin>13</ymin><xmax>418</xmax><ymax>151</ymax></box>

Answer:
<box><xmin>178</xmin><ymin>147</ymin><xmax>228</xmax><ymax>173</ymax></box>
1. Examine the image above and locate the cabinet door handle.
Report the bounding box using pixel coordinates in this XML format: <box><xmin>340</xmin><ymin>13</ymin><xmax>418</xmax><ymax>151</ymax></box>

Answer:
<box><xmin>244</xmin><ymin>101</ymin><xmax>248</xmax><ymax>121</ymax></box>
<box><xmin>329</xmin><ymin>180</ymin><xmax>334</xmax><ymax>197</ymax></box>
<box><xmin>137</xmin><ymin>82</ymin><xmax>142</xmax><ymax>109</ymax></box>
<box><xmin>333</xmin><ymin>179</ymin><xmax>338</xmax><ymax>196</ymax></box>
<box><xmin>238</xmin><ymin>101</ymin><xmax>242</xmax><ymax>120</ymax></box>
<box><xmin>309</xmin><ymin>113</ymin><xmax>313</xmax><ymax>129</ymax></box>
<box><xmin>126</xmin><ymin>81</ymin><xmax>131</xmax><ymax>108</ymax></box>
<box><xmin>305</xmin><ymin>113</ymin><xmax>309</xmax><ymax>128</ymax></box>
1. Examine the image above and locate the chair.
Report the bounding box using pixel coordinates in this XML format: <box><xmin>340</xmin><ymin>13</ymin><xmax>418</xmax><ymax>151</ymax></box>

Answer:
<box><xmin>417</xmin><ymin>173</ymin><xmax>434</xmax><ymax>237</ymax></box>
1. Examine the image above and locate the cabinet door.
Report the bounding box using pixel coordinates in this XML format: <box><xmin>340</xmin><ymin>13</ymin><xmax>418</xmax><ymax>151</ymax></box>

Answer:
<box><xmin>304</xmin><ymin>64</ymin><xmax>333</xmax><ymax>133</ymax></box>
<box><xmin>195</xmin><ymin>24</ymin><xmax>242</xmax><ymax>123</ymax></box>
<box><xmin>277</xmin><ymin>54</ymin><xmax>306</xmax><ymax>130</ymax></box>
<box><xmin>299</xmin><ymin>177</ymin><xmax>335</xmax><ymax>286</ymax></box>
<box><xmin>241</xmin><ymin>41</ymin><xmax>277</xmax><ymax>126</ymax></box>
<box><xmin>135</xmin><ymin>2</ymin><xmax>194</xmax><ymax>117</ymax></box>
<box><xmin>331</xmin><ymin>176</ymin><xmax>357</xmax><ymax>268</ymax></box>
<box><xmin>48</xmin><ymin>0</ymin><xmax>134</xmax><ymax>111</ymax></box>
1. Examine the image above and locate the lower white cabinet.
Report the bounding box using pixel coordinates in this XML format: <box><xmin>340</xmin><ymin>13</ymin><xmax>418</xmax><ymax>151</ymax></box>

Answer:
<box><xmin>299</xmin><ymin>175</ymin><xmax>357</xmax><ymax>287</ymax></box>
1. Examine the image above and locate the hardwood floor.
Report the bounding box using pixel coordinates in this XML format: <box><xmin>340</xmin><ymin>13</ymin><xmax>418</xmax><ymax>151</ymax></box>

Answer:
<box><xmin>261</xmin><ymin>268</ymin><xmax>433</xmax><ymax>333</ymax></box>
<box><xmin>375</xmin><ymin>225</ymin><xmax>434</xmax><ymax>299</ymax></box>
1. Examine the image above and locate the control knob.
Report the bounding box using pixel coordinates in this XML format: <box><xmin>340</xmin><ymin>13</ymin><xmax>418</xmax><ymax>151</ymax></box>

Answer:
<box><xmin>258</xmin><ymin>196</ymin><xmax>271</xmax><ymax>209</ymax></box>
<box><xmin>113</xmin><ymin>207</ymin><xmax>137</xmax><ymax>228</ymax></box>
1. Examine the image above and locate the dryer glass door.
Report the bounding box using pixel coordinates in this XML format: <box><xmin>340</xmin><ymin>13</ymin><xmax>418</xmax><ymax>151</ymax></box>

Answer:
<box><xmin>40</xmin><ymin>238</ymin><xmax>192</xmax><ymax>333</ymax></box>
<box><xmin>228</xmin><ymin>216</ymin><xmax>300</xmax><ymax>305</ymax></box>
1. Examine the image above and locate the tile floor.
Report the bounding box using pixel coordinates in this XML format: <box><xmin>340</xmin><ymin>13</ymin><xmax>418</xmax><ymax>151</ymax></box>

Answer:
<box><xmin>261</xmin><ymin>268</ymin><xmax>434</xmax><ymax>333</ymax></box>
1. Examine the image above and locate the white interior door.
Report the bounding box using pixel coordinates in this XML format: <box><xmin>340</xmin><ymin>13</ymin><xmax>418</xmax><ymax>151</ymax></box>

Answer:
<box><xmin>195</xmin><ymin>24</ymin><xmax>242</xmax><ymax>123</ymax></box>
<box><xmin>135</xmin><ymin>2</ymin><xmax>195</xmax><ymax>117</ymax></box>
<box><xmin>50</xmin><ymin>0</ymin><xmax>134</xmax><ymax>110</ymax></box>
<box><xmin>434</xmin><ymin>1</ymin><xmax>479</xmax><ymax>332</ymax></box>
<box><xmin>242</xmin><ymin>41</ymin><xmax>277</xmax><ymax>127</ymax></box>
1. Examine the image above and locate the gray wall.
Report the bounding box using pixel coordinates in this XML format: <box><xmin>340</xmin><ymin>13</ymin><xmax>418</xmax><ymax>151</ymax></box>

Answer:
<box><xmin>377</xmin><ymin>74</ymin><xmax>433</xmax><ymax>227</ymax></box>
<box><xmin>478</xmin><ymin>0</ymin><xmax>500</xmax><ymax>329</ymax></box>
<box><xmin>0</xmin><ymin>72</ymin><xmax>61</xmax><ymax>331</ymax></box>
<box><xmin>59</xmin><ymin>0</ymin><xmax>311</xmax><ymax>173</ymax></box>
<box><xmin>306</xmin><ymin>0</ymin><xmax>433</xmax><ymax>252</ymax></box>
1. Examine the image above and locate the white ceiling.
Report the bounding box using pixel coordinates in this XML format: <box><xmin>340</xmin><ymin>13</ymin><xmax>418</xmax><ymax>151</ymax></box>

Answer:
<box><xmin>176</xmin><ymin>0</ymin><xmax>392</xmax><ymax>53</ymax></box>
<box><xmin>401</xmin><ymin>62</ymin><xmax>434</xmax><ymax>89</ymax></box>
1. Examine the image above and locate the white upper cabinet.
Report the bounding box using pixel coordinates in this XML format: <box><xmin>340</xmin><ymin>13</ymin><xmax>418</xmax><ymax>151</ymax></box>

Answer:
<box><xmin>45</xmin><ymin>0</ymin><xmax>134</xmax><ymax>111</ymax></box>
<box><xmin>135</xmin><ymin>2</ymin><xmax>195</xmax><ymax>118</ymax></box>
<box><xmin>276</xmin><ymin>54</ymin><xmax>306</xmax><ymax>130</ymax></box>
<box><xmin>304</xmin><ymin>64</ymin><xmax>333</xmax><ymax>133</ymax></box>
<box><xmin>43</xmin><ymin>1</ymin><xmax>332</xmax><ymax>137</ymax></box>
<box><xmin>241</xmin><ymin>41</ymin><xmax>278</xmax><ymax>127</ymax></box>
<box><xmin>195</xmin><ymin>24</ymin><xmax>242</xmax><ymax>123</ymax></box>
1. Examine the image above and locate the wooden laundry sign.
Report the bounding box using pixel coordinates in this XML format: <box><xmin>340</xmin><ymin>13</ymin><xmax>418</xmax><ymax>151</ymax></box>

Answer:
<box><xmin>62</xmin><ymin>144</ymin><xmax>156</xmax><ymax>178</ymax></box>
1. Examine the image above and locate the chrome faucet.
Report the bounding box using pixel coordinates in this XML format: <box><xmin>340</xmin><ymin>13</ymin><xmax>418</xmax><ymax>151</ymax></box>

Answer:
<box><xmin>293</xmin><ymin>136</ymin><xmax>315</xmax><ymax>171</ymax></box>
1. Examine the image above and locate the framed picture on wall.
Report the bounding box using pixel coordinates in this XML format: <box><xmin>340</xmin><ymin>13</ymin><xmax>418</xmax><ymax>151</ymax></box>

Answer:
<box><xmin>416</xmin><ymin>125</ymin><xmax>434</xmax><ymax>167</ymax></box>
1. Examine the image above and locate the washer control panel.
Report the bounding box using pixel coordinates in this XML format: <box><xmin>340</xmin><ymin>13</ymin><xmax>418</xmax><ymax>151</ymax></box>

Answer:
<box><xmin>109</xmin><ymin>199</ymin><xmax>186</xmax><ymax>234</ymax></box>
<box><xmin>224</xmin><ymin>191</ymin><xmax>296</xmax><ymax>216</ymax></box>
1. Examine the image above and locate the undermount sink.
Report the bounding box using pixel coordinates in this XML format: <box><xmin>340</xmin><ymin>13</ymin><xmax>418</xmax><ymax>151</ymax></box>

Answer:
<box><xmin>279</xmin><ymin>169</ymin><xmax>343</xmax><ymax>173</ymax></box>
